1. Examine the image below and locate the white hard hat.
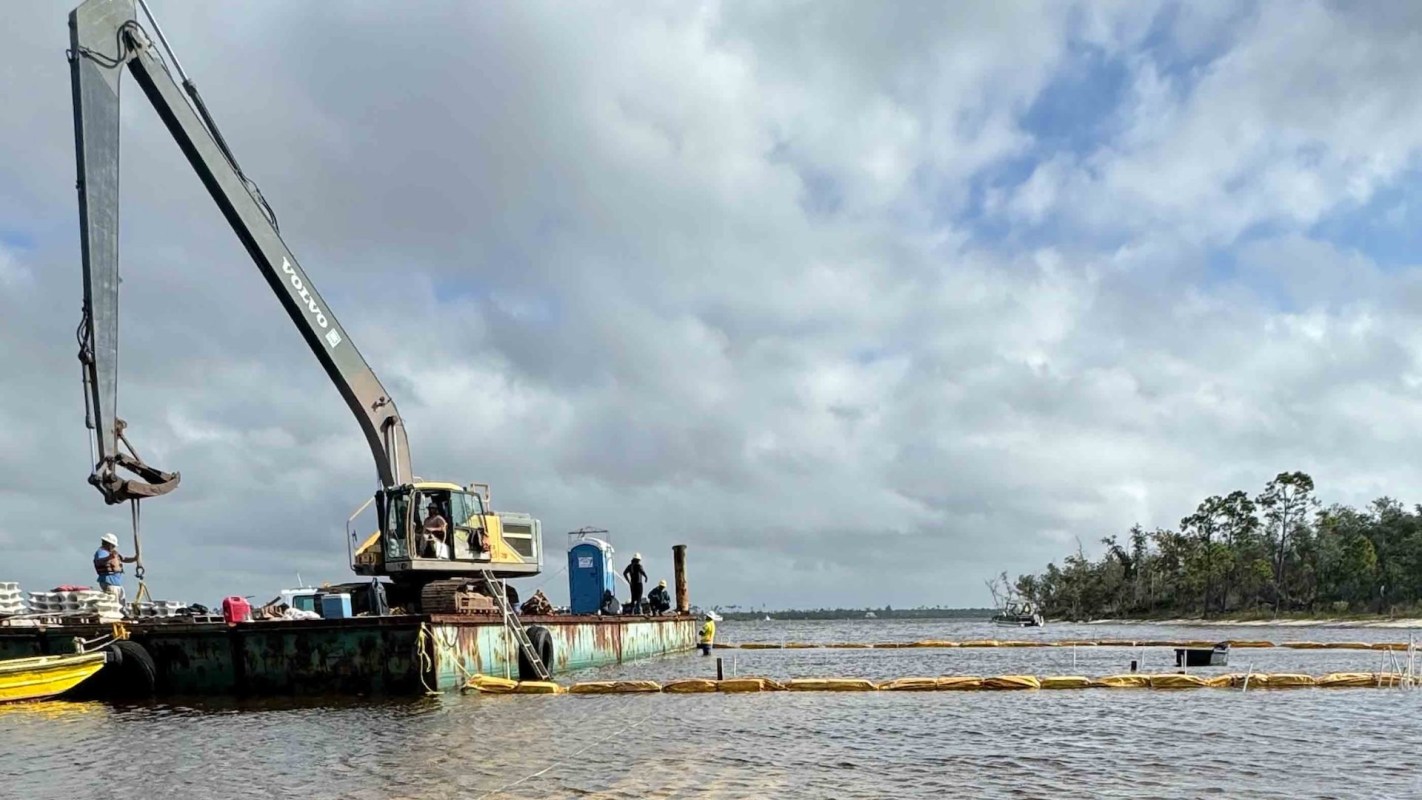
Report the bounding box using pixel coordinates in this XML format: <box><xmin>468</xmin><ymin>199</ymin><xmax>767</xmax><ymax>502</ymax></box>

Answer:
<box><xmin>101</xmin><ymin>533</ymin><xmax>119</xmax><ymax>546</ymax></box>
<box><xmin>634</xmin><ymin>553</ymin><xmax>642</xmax><ymax>560</ymax></box>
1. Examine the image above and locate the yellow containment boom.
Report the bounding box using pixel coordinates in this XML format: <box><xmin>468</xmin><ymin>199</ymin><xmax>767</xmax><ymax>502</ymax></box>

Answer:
<box><xmin>452</xmin><ymin>671</ymin><xmax>1419</xmax><ymax>696</ymax></box>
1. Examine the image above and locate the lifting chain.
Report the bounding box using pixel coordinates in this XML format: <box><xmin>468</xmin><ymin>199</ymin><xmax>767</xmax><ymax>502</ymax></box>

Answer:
<box><xmin>130</xmin><ymin>499</ymin><xmax>145</xmax><ymax>581</ymax></box>
<box><xmin>130</xmin><ymin>499</ymin><xmax>151</xmax><ymax>608</ymax></box>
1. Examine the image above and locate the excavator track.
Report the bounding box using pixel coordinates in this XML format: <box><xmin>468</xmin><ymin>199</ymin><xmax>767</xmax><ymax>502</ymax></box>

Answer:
<box><xmin>417</xmin><ymin>579</ymin><xmax>499</xmax><ymax>615</ymax></box>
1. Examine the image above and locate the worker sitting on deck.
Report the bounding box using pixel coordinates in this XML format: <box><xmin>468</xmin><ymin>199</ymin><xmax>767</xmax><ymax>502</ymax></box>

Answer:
<box><xmin>647</xmin><ymin>580</ymin><xmax>671</xmax><ymax>615</ymax></box>
<box><xmin>93</xmin><ymin>532</ymin><xmax>136</xmax><ymax>602</ymax></box>
<box><xmin>698</xmin><ymin>612</ymin><xmax>716</xmax><ymax>655</ymax></box>
<box><xmin>419</xmin><ymin>503</ymin><xmax>450</xmax><ymax>559</ymax></box>
<box><xmin>600</xmin><ymin>589</ymin><xmax>620</xmax><ymax>616</ymax></box>
<box><xmin>623</xmin><ymin>553</ymin><xmax>648</xmax><ymax>613</ymax></box>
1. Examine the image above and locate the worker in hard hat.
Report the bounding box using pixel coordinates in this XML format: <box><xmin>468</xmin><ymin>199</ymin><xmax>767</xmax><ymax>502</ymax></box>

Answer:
<box><xmin>623</xmin><ymin>553</ymin><xmax>648</xmax><ymax>614</ymax></box>
<box><xmin>647</xmin><ymin>579</ymin><xmax>671</xmax><ymax>615</ymax></box>
<box><xmin>93</xmin><ymin>532</ymin><xmax>137</xmax><ymax>602</ymax></box>
<box><xmin>698</xmin><ymin>612</ymin><xmax>716</xmax><ymax>655</ymax></box>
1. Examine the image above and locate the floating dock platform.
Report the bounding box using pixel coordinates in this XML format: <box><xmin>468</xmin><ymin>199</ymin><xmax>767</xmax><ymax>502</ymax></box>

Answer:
<box><xmin>0</xmin><ymin>614</ymin><xmax>697</xmax><ymax>696</ymax></box>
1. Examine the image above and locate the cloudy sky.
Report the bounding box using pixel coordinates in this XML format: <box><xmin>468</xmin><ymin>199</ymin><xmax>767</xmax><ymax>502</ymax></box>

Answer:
<box><xmin>4</xmin><ymin>1</ymin><xmax>1422</xmax><ymax>610</ymax></box>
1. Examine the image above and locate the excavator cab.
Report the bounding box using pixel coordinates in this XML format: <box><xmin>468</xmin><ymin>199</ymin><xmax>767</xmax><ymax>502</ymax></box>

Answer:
<box><xmin>352</xmin><ymin>482</ymin><xmax>542</xmax><ymax>581</ymax></box>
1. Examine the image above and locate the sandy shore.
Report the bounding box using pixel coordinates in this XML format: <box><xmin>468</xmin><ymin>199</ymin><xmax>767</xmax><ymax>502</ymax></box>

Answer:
<box><xmin>1089</xmin><ymin>617</ymin><xmax>1422</xmax><ymax>629</ymax></box>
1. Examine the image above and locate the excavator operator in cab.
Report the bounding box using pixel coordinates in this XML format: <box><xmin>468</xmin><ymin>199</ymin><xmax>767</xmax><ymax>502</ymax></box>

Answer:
<box><xmin>419</xmin><ymin>499</ymin><xmax>450</xmax><ymax>559</ymax></box>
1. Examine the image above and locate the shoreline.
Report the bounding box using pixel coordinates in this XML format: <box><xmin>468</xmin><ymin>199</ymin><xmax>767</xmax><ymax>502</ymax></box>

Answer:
<box><xmin>1085</xmin><ymin>617</ymin><xmax>1422</xmax><ymax>629</ymax></box>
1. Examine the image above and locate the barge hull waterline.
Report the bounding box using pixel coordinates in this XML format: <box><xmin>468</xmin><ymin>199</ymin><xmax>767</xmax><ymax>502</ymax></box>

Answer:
<box><xmin>0</xmin><ymin>615</ymin><xmax>697</xmax><ymax>696</ymax></box>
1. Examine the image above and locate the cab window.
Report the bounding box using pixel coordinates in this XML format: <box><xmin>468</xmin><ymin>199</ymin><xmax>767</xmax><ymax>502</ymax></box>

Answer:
<box><xmin>448</xmin><ymin>491</ymin><xmax>484</xmax><ymax>526</ymax></box>
<box><xmin>418</xmin><ymin>491</ymin><xmax>449</xmax><ymax>522</ymax></box>
<box><xmin>382</xmin><ymin>492</ymin><xmax>409</xmax><ymax>559</ymax></box>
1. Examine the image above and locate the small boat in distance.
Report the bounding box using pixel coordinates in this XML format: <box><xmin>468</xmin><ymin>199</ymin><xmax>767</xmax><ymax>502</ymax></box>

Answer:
<box><xmin>986</xmin><ymin>572</ymin><xmax>1045</xmax><ymax>628</ymax></box>
<box><xmin>0</xmin><ymin>651</ymin><xmax>108</xmax><ymax>704</ymax></box>
<box><xmin>990</xmin><ymin>600</ymin><xmax>1045</xmax><ymax>628</ymax></box>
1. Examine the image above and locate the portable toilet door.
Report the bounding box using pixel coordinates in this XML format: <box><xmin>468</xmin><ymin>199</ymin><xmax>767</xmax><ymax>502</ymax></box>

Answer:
<box><xmin>567</xmin><ymin>539</ymin><xmax>614</xmax><ymax>614</ymax></box>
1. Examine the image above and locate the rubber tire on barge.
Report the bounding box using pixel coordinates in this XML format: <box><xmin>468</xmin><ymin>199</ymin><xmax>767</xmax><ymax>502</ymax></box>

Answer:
<box><xmin>104</xmin><ymin>640</ymin><xmax>157</xmax><ymax>698</ymax></box>
<box><xmin>70</xmin><ymin>640</ymin><xmax>157</xmax><ymax>700</ymax></box>
<box><xmin>520</xmin><ymin>626</ymin><xmax>554</xmax><ymax>681</ymax></box>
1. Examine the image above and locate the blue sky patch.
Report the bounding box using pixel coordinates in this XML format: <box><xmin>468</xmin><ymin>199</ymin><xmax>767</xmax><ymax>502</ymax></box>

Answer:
<box><xmin>0</xmin><ymin>229</ymin><xmax>34</xmax><ymax>251</ymax></box>
<box><xmin>767</xmin><ymin>140</ymin><xmax>844</xmax><ymax>220</ymax></box>
<box><xmin>1021</xmin><ymin>43</ymin><xmax>1129</xmax><ymax>158</ymax></box>
<box><xmin>1311</xmin><ymin>175</ymin><xmax>1422</xmax><ymax>272</ymax></box>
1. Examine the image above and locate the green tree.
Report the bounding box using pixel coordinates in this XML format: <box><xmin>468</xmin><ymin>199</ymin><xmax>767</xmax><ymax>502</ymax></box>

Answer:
<box><xmin>1180</xmin><ymin>492</ymin><xmax>1254</xmax><ymax>615</ymax></box>
<box><xmin>1013</xmin><ymin>471</ymin><xmax>1422</xmax><ymax>620</ymax></box>
<box><xmin>1257</xmin><ymin>472</ymin><xmax>1317</xmax><ymax>612</ymax></box>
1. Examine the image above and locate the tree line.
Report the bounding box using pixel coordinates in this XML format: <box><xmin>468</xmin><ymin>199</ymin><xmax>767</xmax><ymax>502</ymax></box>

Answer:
<box><xmin>1015</xmin><ymin>472</ymin><xmax>1422</xmax><ymax>620</ymax></box>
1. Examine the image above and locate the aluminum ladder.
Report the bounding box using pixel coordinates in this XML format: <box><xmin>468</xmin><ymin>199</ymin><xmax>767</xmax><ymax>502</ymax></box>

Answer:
<box><xmin>480</xmin><ymin>568</ymin><xmax>550</xmax><ymax>681</ymax></box>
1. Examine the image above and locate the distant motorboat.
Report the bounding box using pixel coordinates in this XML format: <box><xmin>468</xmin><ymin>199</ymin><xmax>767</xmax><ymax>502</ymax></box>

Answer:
<box><xmin>986</xmin><ymin>573</ymin><xmax>1045</xmax><ymax>627</ymax></box>
<box><xmin>864</xmin><ymin>611</ymin><xmax>877</xmax><ymax>619</ymax></box>
<box><xmin>991</xmin><ymin>603</ymin><xmax>1044</xmax><ymax>628</ymax></box>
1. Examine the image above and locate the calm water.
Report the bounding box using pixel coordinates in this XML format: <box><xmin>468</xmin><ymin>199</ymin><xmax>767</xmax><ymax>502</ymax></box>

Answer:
<box><xmin>4</xmin><ymin>620</ymin><xmax>1422</xmax><ymax>799</ymax></box>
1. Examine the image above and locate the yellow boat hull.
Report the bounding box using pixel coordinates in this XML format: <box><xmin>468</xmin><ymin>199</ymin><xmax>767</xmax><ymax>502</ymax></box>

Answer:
<box><xmin>0</xmin><ymin>652</ymin><xmax>108</xmax><ymax>703</ymax></box>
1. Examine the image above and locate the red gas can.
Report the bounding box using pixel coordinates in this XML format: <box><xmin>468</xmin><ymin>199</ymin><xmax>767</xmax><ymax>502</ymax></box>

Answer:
<box><xmin>221</xmin><ymin>596</ymin><xmax>251</xmax><ymax>625</ymax></box>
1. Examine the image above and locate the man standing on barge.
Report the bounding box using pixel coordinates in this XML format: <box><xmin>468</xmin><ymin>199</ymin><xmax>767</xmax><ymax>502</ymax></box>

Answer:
<box><xmin>94</xmin><ymin>532</ymin><xmax>136</xmax><ymax>602</ymax></box>
<box><xmin>623</xmin><ymin>553</ymin><xmax>648</xmax><ymax>613</ymax></box>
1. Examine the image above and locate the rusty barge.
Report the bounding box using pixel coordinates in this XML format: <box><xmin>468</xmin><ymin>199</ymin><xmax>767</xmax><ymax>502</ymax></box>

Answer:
<box><xmin>0</xmin><ymin>613</ymin><xmax>696</xmax><ymax>696</ymax></box>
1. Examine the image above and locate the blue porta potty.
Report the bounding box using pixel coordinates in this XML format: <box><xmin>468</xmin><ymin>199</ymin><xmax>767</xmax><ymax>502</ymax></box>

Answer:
<box><xmin>567</xmin><ymin>538</ymin><xmax>616</xmax><ymax>614</ymax></box>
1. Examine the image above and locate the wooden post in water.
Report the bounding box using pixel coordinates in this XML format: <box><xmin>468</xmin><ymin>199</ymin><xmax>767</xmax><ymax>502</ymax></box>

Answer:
<box><xmin>673</xmin><ymin>544</ymin><xmax>689</xmax><ymax>614</ymax></box>
<box><xmin>716</xmin><ymin>657</ymin><xmax>724</xmax><ymax>681</ymax></box>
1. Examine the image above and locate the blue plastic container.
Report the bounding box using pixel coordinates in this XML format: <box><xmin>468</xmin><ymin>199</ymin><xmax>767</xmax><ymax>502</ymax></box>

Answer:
<box><xmin>567</xmin><ymin>539</ymin><xmax>616</xmax><ymax>614</ymax></box>
<box><xmin>320</xmin><ymin>593</ymin><xmax>353</xmax><ymax>620</ymax></box>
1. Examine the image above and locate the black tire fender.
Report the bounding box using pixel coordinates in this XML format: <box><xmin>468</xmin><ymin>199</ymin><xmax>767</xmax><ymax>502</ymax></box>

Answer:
<box><xmin>519</xmin><ymin>625</ymin><xmax>555</xmax><ymax>681</ymax></box>
<box><xmin>103</xmin><ymin>639</ymin><xmax>157</xmax><ymax>698</ymax></box>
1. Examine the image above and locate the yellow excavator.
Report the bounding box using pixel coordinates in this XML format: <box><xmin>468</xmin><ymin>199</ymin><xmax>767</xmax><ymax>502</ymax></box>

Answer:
<box><xmin>69</xmin><ymin>0</ymin><xmax>542</xmax><ymax>609</ymax></box>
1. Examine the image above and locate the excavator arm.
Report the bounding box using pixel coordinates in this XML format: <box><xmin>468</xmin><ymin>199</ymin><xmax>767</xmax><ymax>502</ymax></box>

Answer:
<box><xmin>69</xmin><ymin>0</ymin><xmax>413</xmax><ymax>503</ymax></box>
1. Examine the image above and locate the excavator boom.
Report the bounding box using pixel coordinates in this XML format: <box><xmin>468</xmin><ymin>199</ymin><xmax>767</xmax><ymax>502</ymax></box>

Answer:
<box><xmin>69</xmin><ymin>0</ymin><xmax>412</xmax><ymax>501</ymax></box>
<box><xmin>68</xmin><ymin>0</ymin><xmax>544</xmax><ymax>591</ymax></box>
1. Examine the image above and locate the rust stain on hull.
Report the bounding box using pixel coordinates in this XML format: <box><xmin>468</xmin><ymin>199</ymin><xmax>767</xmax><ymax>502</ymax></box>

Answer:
<box><xmin>429</xmin><ymin>615</ymin><xmax>698</xmax><ymax>690</ymax></box>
